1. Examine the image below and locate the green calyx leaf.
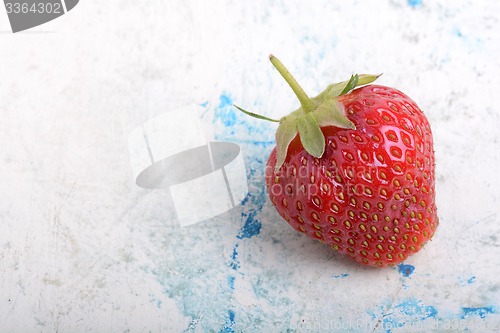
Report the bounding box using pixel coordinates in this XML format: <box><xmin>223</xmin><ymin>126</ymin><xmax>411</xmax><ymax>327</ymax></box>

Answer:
<box><xmin>297</xmin><ymin>112</ymin><xmax>325</xmax><ymax>158</ymax></box>
<box><xmin>274</xmin><ymin>115</ymin><xmax>300</xmax><ymax>172</ymax></box>
<box><xmin>311</xmin><ymin>73</ymin><xmax>382</xmax><ymax>103</ymax></box>
<box><xmin>339</xmin><ymin>74</ymin><xmax>359</xmax><ymax>95</ymax></box>
<box><xmin>313</xmin><ymin>98</ymin><xmax>355</xmax><ymax>130</ymax></box>
<box><xmin>234</xmin><ymin>56</ymin><xmax>382</xmax><ymax>172</ymax></box>
<box><xmin>233</xmin><ymin>104</ymin><xmax>280</xmax><ymax>122</ymax></box>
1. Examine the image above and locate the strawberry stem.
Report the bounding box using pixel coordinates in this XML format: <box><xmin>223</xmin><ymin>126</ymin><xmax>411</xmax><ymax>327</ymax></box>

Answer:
<box><xmin>269</xmin><ymin>55</ymin><xmax>316</xmax><ymax>114</ymax></box>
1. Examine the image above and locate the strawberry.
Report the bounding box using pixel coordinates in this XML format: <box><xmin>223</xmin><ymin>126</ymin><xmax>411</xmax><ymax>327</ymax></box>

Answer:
<box><xmin>235</xmin><ymin>55</ymin><xmax>438</xmax><ymax>267</ymax></box>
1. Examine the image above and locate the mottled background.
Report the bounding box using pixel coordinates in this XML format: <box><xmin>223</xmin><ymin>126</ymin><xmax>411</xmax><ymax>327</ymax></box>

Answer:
<box><xmin>1</xmin><ymin>0</ymin><xmax>499</xmax><ymax>332</ymax></box>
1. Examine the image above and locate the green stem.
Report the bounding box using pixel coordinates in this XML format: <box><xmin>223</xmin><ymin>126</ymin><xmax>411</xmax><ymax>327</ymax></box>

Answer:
<box><xmin>269</xmin><ymin>55</ymin><xmax>316</xmax><ymax>114</ymax></box>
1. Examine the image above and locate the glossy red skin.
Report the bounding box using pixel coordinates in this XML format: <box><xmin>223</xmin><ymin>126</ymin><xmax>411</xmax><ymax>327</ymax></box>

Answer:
<box><xmin>266</xmin><ymin>85</ymin><xmax>438</xmax><ymax>267</ymax></box>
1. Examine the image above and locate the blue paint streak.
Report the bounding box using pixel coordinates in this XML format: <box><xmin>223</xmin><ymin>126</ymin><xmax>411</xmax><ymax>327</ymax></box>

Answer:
<box><xmin>230</xmin><ymin>139</ymin><xmax>275</xmax><ymax>146</ymax></box>
<box><xmin>334</xmin><ymin>273</ymin><xmax>349</xmax><ymax>279</ymax></box>
<box><xmin>213</xmin><ymin>100</ymin><xmax>271</xmax><ymax>333</ymax></box>
<box><xmin>236</xmin><ymin>161</ymin><xmax>266</xmax><ymax>240</ymax></box>
<box><xmin>220</xmin><ymin>310</ymin><xmax>236</xmax><ymax>333</ymax></box>
<box><xmin>398</xmin><ymin>264</ymin><xmax>415</xmax><ymax>277</ymax></box>
<box><xmin>407</xmin><ymin>0</ymin><xmax>422</xmax><ymax>7</ymax></box>
<box><xmin>229</xmin><ymin>244</ymin><xmax>240</xmax><ymax>270</ymax></box>
<box><xmin>461</xmin><ymin>306</ymin><xmax>495</xmax><ymax>319</ymax></box>
<box><xmin>200</xmin><ymin>101</ymin><xmax>209</xmax><ymax>107</ymax></box>
<box><xmin>227</xmin><ymin>275</ymin><xmax>235</xmax><ymax>290</ymax></box>
<box><xmin>467</xmin><ymin>276</ymin><xmax>476</xmax><ymax>284</ymax></box>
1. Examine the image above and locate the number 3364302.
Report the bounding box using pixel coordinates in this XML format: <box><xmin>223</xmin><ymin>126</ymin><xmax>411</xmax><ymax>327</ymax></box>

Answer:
<box><xmin>5</xmin><ymin>2</ymin><xmax>62</xmax><ymax>14</ymax></box>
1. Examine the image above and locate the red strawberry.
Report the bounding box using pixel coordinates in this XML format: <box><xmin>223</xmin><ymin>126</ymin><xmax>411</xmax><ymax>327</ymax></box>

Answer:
<box><xmin>235</xmin><ymin>55</ymin><xmax>438</xmax><ymax>267</ymax></box>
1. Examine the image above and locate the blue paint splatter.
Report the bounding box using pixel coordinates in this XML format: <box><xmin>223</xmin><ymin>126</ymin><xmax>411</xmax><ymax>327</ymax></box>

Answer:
<box><xmin>237</xmin><ymin>210</ymin><xmax>262</xmax><ymax>239</ymax></box>
<box><xmin>371</xmin><ymin>298</ymin><xmax>437</xmax><ymax>332</ymax></box>
<box><xmin>398</xmin><ymin>264</ymin><xmax>415</xmax><ymax>277</ymax></box>
<box><xmin>213</xmin><ymin>92</ymin><xmax>276</xmax><ymax>144</ymax></box>
<box><xmin>461</xmin><ymin>306</ymin><xmax>495</xmax><ymax>319</ymax></box>
<box><xmin>334</xmin><ymin>273</ymin><xmax>349</xmax><ymax>279</ymax></box>
<box><xmin>407</xmin><ymin>0</ymin><xmax>422</xmax><ymax>8</ymax></box>
<box><xmin>231</xmin><ymin>245</ymin><xmax>238</xmax><ymax>261</ymax></box>
<box><xmin>220</xmin><ymin>310</ymin><xmax>236</xmax><ymax>333</ymax></box>
<box><xmin>200</xmin><ymin>101</ymin><xmax>209</xmax><ymax>107</ymax></box>
<box><xmin>395</xmin><ymin>298</ymin><xmax>437</xmax><ymax>319</ymax></box>
<box><xmin>216</xmin><ymin>94</ymin><xmax>237</xmax><ymax>127</ymax></box>
<box><xmin>219</xmin><ymin>94</ymin><xmax>232</xmax><ymax>108</ymax></box>
<box><xmin>458</xmin><ymin>275</ymin><xmax>477</xmax><ymax>286</ymax></box>
<box><xmin>384</xmin><ymin>300</ymin><xmax>436</xmax><ymax>332</ymax></box>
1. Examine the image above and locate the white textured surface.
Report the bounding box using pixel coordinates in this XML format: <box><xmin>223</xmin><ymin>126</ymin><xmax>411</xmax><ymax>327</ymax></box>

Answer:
<box><xmin>1</xmin><ymin>1</ymin><xmax>500</xmax><ymax>332</ymax></box>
